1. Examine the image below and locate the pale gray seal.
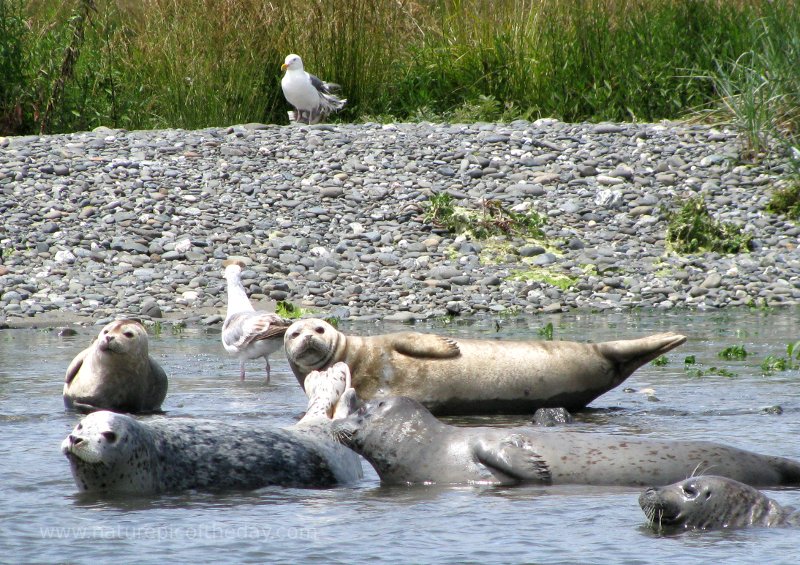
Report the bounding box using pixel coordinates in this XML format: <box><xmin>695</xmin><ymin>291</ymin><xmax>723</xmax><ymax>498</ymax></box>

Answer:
<box><xmin>284</xmin><ymin>318</ymin><xmax>687</xmax><ymax>415</ymax></box>
<box><xmin>63</xmin><ymin>319</ymin><xmax>168</xmax><ymax>414</ymax></box>
<box><xmin>640</xmin><ymin>475</ymin><xmax>800</xmax><ymax>530</ymax></box>
<box><xmin>222</xmin><ymin>259</ymin><xmax>292</xmax><ymax>381</ymax></box>
<box><xmin>331</xmin><ymin>396</ymin><xmax>800</xmax><ymax>487</ymax></box>
<box><xmin>62</xmin><ymin>410</ymin><xmax>361</xmax><ymax>495</ymax></box>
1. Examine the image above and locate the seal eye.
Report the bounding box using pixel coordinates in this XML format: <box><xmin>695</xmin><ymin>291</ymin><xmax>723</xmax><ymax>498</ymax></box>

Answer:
<box><xmin>123</xmin><ymin>331</ymin><xmax>135</xmax><ymax>338</ymax></box>
<box><xmin>101</xmin><ymin>431</ymin><xmax>118</xmax><ymax>443</ymax></box>
<box><xmin>314</xmin><ymin>326</ymin><xmax>325</xmax><ymax>334</ymax></box>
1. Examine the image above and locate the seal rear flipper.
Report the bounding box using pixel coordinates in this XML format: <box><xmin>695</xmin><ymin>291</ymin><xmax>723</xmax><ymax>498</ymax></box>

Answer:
<box><xmin>599</xmin><ymin>332</ymin><xmax>687</xmax><ymax>380</ymax></box>
<box><xmin>391</xmin><ymin>333</ymin><xmax>461</xmax><ymax>359</ymax></box>
<box><xmin>473</xmin><ymin>434</ymin><xmax>552</xmax><ymax>484</ymax></box>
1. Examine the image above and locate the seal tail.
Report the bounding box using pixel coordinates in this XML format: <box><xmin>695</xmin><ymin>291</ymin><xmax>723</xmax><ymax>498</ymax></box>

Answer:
<box><xmin>600</xmin><ymin>332</ymin><xmax>687</xmax><ymax>380</ymax></box>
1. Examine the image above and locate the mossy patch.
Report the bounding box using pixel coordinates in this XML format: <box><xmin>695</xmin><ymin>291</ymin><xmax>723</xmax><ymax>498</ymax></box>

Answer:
<box><xmin>509</xmin><ymin>268</ymin><xmax>576</xmax><ymax>291</ymax></box>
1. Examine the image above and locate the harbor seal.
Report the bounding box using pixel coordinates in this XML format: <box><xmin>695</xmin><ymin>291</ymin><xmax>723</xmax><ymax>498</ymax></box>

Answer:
<box><xmin>62</xmin><ymin>364</ymin><xmax>362</xmax><ymax>494</ymax></box>
<box><xmin>63</xmin><ymin>319</ymin><xmax>168</xmax><ymax>414</ymax></box>
<box><xmin>284</xmin><ymin>318</ymin><xmax>687</xmax><ymax>415</ymax></box>
<box><xmin>639</xmin><ymin>476</ymin><xmax>800</xmax><ymax>530</ymax></box>
<box><xmin>331</xmin><ymin>396</ymin><xmax>800</xmax><ymax>487</ymax></box>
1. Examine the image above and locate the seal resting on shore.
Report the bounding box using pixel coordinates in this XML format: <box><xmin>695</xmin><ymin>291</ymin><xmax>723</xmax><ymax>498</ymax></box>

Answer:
<box><xmin>63</xmin><ymin>319</ymin><xmax>168</xmax><ymax>414</ymax></box>
<box><xmin>62</xmin><ymin>365</ymin><xmax>362</xmax><ymax>495</ymax></box>
<box><xmin>639</xmin><ymin>475</ymin><xmax>800</xmax><ymax>530</ymax></box>
<box><xmin>284</xmin><ymin>318</ymin><xmax>687</xmax><ymax>415</ymax></box>
<box><xmin>331</xmin><ymin>396</ymin><xmax>800</xmax><ymax>487</ymax></box>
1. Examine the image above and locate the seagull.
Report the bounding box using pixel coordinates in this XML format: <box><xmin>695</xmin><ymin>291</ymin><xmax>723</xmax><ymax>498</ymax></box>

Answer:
<box><xmin>281</xmin><ymin>54</ymin><xmax>347</xmax><ymax>125</ymax></box>
<box><xmin>221</xmin><ymin>259</ymin><xmax>292</xmax><ymax>382</ymax></box>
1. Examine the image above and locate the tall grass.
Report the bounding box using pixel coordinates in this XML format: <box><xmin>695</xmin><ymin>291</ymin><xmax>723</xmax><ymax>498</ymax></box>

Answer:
<box><xmin>0</xmin><ymin>0</ymin><xmax>798</xmax><ymax>136</ymax></box>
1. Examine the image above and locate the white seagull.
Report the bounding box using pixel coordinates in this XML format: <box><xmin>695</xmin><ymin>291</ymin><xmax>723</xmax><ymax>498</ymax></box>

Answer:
<box><xmin>281</xmin><ymin>54</ymin><xmax>347</xmax><ymax>125</ymax></box>
<box><xmin>221</xmin><ymin>259</ymin><xmax>292</xmax><ymax>382</ymax></box>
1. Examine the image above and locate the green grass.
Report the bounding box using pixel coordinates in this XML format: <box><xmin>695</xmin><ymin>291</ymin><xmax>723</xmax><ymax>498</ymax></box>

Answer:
<box><xmin>423</xmin><ymin>193</ymin><xmax>545</xmax><ymax>239</ymax></box>
<box><xmin>1</xmin><ymin>0</ymin><xmax>799</xmax><ymax>136</ymax></box>
<box><xmin>665</xmin><ymin>196</ymin><xmax>753</xmax><ymax>254</ymax></box>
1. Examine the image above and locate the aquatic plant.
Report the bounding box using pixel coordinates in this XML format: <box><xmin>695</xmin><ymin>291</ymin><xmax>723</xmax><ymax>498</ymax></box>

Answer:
<box><xmin>760</xmin><ymin>341</ymin><xmax>800</xmax><ymax>375</ymax></box>
<box><xmin>652</xmin><ymin>355</ymin><xmax>668</xmax><ymax>366</ymax></box>
<box><xmin>718</xmin><ymin>345</ymin><xmax>748</xmax><ymax>360</ymax></box>
<box><xmin>687</xmin><ymin>366</ymin><xmax>736</xmax><ymax>378</ymax></box>
<box><xmin>537</xmin><ymin>322</ymin><xmax>554</xmax><ymax>341</ymax></box>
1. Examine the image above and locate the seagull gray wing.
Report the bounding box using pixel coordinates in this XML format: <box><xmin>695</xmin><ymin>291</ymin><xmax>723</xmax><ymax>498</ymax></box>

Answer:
<box><xmin>309</xmin><ymin>73</ymin><xmax>341</xmax><ymax>95</ymax></box>
<box><xmin>223</xmin><ymin>312</ymin><xmax>291</xmax><ymax>349</ymax></box>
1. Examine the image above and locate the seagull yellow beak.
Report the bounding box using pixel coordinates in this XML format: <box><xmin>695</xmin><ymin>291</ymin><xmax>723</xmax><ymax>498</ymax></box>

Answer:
<box><xmin>281</xmin><ymin>63</ymin><xmax>288</xmax><ymax>71</ymax></box>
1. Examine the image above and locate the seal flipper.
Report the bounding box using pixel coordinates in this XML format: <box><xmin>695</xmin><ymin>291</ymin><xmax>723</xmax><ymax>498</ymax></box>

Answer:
<box><xmin>391</xmin><ymin>333</ymin><xmax>461</xmax><ymax>359</ymax></box>
<box><xmin>598</xmin><ymin>332</ymin><xmax>687</xmax><ymax>381</ymax></box>
<box><xmin>473</xmin><ymin>434</ymin><xmax>552</xmax><ymax>484</ymax></box>
<box><xmin>64</xmin><ymin>347</ymin><xmax>89</xmax><ymax>386</ymax></box>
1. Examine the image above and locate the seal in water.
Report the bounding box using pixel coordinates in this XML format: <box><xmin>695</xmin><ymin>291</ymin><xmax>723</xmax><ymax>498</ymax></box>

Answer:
<box><xmin>63</xmin><ymin>319</ymin><xmax>168</xmax><ymax>414</ymax></box>
<box><xmin>62</xmin><ymin>365</ymin><xmax>362</xmax><ymax>495</ymax></box>
<box><xmin>284</xmin><ymin>318</ymin><xmax>687</xmax><ymax>415</ymax></box>
<box><xmin>639</xmin><ymin>475</ymin><xmax>800</xmax><ymax>530</ymax></box>
<box><xmin>332</xmin><ymin>396</ymin><xmax>800</xmax><ymax>487</ymax></box>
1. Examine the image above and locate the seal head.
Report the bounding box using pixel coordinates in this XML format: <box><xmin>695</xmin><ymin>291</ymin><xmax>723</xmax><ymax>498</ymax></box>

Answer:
<box><xmin>639</xmin><ymin>475</ymin><xmax>797</xmax><ymax>531</ymax></box>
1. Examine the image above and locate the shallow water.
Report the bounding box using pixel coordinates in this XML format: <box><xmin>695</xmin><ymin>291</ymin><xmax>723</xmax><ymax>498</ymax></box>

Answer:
<box><xmin>2</xmin><ymin>308</ymin><xmax>800</xmax><ymax>564</ymax></box>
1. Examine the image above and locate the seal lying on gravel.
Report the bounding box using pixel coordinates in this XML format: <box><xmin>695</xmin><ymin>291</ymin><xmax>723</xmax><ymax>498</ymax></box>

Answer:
<box><xmin>331</xmin><ymin>396</ymin><xmax>800</xmax><ymax>487</ymax></box>
<box><xmin>284</xmin><ymin>318</ymin><xmax>686</xmax><ymax>415</ymax></box>
<box><xmin>63</xmin><ymin>319</ymin><xmax>168</xmax><ymax>414</ymax></box>
<box><xmin>62</xmin><ymin>365</ymin><xmax>362</xmax><ymax>495</ymax></box>
<box><xmin>639</xmin><ymin>475</ymin><xmax>800</xmax><ymax>530</ymax></box>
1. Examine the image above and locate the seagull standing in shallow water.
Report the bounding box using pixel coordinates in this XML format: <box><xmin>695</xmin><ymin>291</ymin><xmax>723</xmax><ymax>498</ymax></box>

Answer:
<box><xmin>221</xmin><ymin>259</ymin><xmax>292</xmax><ymax>382</ymax></box>
<box><xmin>281</xmin><ymin>54</ymin><xmax>347</xmax><ymax>125</ymax></box>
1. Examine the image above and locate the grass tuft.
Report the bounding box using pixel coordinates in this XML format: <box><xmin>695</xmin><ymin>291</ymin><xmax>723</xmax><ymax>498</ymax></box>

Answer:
<box><xmin>665</xmin><ymin>196</ymin><xmax>752</xmax><ymax>254</ymax></box>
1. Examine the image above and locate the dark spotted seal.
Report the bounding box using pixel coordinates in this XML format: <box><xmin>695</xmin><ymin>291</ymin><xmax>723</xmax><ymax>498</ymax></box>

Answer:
<box><xmin>284</xmin><ymin>318</ymin><xmax>686</xmax><ymax>415</ymax></box>
<box><xmin>332</xmin><ymin>396</ymin><xmax>800</xmax><ymax>487</ymax></box>
<box><xmin>63</xmin><ymin>319</ymin><xmax>167</xmax><ymax>414</ymax></box>
<box><xmin>640</xmin><ymin>475</ymin><xmax>800</xmax><ymax>530</ymax></box>
<box><xmin>62</xmin><ymin>365</ymin><xmax>362</xmax><ymax>495</ymax></box>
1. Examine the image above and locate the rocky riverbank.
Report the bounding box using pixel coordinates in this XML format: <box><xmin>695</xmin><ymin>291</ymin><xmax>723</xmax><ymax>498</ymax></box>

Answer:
<box><xmin>1</xmin><ymin>119</ymin><xmax>798</xmax><ymax>329</ymax></box>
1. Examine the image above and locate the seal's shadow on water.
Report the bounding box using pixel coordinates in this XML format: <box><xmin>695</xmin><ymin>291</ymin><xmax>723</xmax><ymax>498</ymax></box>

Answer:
<box><xmin>67</xmin><ymin>484</ymin><xmax>348</xmax><ymax>511</ymax></box>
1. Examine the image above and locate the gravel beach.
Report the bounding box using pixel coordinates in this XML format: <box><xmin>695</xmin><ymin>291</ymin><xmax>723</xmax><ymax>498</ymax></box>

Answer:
<box><xmin>1</xmin><ymin>119</ymin><xmax>798</xmax><ymax>329</ymax></box>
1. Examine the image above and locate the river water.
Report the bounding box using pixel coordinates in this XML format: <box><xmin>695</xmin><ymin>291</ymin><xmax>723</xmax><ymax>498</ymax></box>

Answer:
<box><xmin>2</xmin><ymin>308</ymin><xmax>799</xmax><ymax>564</ymax></box>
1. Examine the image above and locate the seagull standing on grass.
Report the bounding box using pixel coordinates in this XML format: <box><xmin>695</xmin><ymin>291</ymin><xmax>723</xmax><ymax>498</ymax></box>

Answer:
<box><xmin>222</xmin><ymin>259</ymin><xmax>292</xmax><ymax>382</ymax></box>
<box><xmin>281</xmin><ymin>54</ymin><xmax>347</xmax><ymax>125</ymax></box>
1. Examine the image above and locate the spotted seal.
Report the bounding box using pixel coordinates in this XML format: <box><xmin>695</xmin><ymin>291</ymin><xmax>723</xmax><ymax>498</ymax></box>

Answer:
<box><xmin>331</xmin><ymin>396</ymin><xmax>800</xmax><ymax>487</ymax></box>
<box><xmin>639</xmin><ymin>475</ymin><xmax>800</xmax><ymax>530</ymax></box>
<box><xmin>62</xmin><ymin>365</ymin><xmax>362</xmax><ymax>495</ymax></box>
<box><xmin>284</xmin><ymin>318</ymin><xmax>686</xmax><ymax>415</ymax></box>
<box><xmin>63</xmin><ymin>319</ymin><xmax>168</xmax><ymax>414</ymax></box>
